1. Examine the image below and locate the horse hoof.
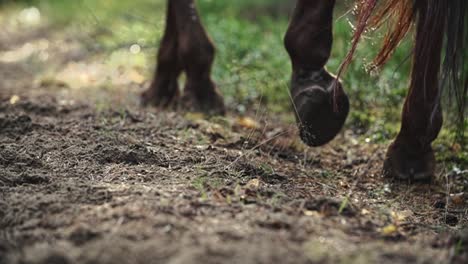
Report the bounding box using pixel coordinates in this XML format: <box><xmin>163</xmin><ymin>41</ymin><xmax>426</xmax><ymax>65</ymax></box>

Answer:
<box><xmin>383</xmin><ymin>140</ymin><xmax>436</xmax><ymax>181</ymax></box>
<box><xmin>292</xmin><ymin>71</ymin><xmax>349</xmax><ymax>147</ymax></box>
<box><xmin>140</xmin><ymin>82</ymin><xmax>179</xmax><ymax>108</ymax></box>
<box><xmin>140</xmin><ymin>89</ymin><xmax>157</xmax><ymax>107</ymax></box>
<box><xmin>182</xmin><ymin>83</ymin><xmax>226</xmax><ymax>116</ymax></box>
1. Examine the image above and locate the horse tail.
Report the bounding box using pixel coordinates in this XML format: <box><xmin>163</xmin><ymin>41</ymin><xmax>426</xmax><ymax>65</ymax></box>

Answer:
<box><xmin>336</xmin><ymin>0</ymin><xmax>467</xmax><ymax>144</ymax></box>
<box><xmin>441</xmin><ymin>0</ymin><xmax>467</xmax><ymax>143</ymax></box>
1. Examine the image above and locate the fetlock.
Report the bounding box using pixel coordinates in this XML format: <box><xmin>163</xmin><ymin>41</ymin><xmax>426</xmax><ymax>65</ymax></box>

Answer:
<box><xmin>383</xmin><ymin>135</ymin><xmax>436</xmax><ymax>181</ymax></box>
<box><xmin>284</xmin><ymin>0</ymin><xmax>347</xmax><ymax>147</ymax></box>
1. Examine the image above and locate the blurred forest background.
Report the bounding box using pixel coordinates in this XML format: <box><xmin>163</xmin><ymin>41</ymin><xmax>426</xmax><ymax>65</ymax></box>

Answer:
<box><xmin>0</xmin><ymin>0</ymin><xmax>465</xmax><ymax>163</ymax></box>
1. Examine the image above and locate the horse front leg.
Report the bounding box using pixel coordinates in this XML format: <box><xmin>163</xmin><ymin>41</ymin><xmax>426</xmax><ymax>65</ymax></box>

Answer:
<box><xmin>284</xmin><ymin>0</ymin><xmax>349</xmax><ymax>147</ymax></box>
<box><xmin>174</xmin><ymin>0</ymin><xmax>225</xmax><ymax>115</ymax></box>
<box><xmin>384</xmin><ymin>2</ymin><xmax>445</xmax><ymax>181</ymax></box>
<box><xmin>142</xmin><ymin>0</ymin><xmax>182</xmax><ymax>107</ymax></box>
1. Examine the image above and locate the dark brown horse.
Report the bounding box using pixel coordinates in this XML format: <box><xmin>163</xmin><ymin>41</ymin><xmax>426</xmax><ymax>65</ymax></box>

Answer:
<box><xmin>141</xmin><ymin>0</ymin><xmax>467</xmax><ymax>181</ymax></box>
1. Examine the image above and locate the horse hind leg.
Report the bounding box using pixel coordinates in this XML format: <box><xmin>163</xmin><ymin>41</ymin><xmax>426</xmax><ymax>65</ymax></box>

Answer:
<box><xmin>284</xmin><ymin>0</ymin><xmax>349</xmax><ymax>147</ymax></box>
<box><xmin>384</xmin><ymin>0</ymin><xmax>446</xmax><ymax>181</ymax></box>
<box><xmin>142</xmin><ymin>0</ymin><xmax>182</xmax><ymax>107</ymax></box>
<box><xmin>174</xmin><ymin>0</ymin><xmax>225</xmax><ymax>115</ymax></box>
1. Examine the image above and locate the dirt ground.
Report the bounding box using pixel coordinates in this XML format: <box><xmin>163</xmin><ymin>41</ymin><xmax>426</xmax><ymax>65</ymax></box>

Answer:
<box><xmin>1</xmin><ymin>12</ymin><xmax>467</xmax><ymax>264</ymax></box>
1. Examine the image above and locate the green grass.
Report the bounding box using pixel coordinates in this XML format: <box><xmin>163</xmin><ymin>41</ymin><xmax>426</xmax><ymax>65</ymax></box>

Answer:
<box><xmin>5</xmin><ymin>0</ymin><xmax>466</xmax><ymax>165</ymax></box>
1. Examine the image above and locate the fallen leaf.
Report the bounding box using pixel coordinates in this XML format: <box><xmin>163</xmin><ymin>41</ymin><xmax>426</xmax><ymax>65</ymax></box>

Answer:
<box><xmin>391</xmin><ymin>210</ymin><xmax>413</xmax><ymax>222</ymax></box>
<box><xmin>450</xmin><ymin>193</ymin><xmax>465</xmax><ymax>206</ymax></box>
<box><xmin>361</xmin><ymin>209</ymin><xmax>370</xmax><ymax>215</ymax></box>
<box><xmin>246</xmin><ymin>179</ymin><xmax>260</xmax><ymax>190</ymax></box>
<box><xmin>9</xmin><ymin>95</ymin><xmax>20</xmax><ymax>105</ymax></box>
<box><xmin>304</xmin><ymin>210</ymin><xmax>320</xmax><ymax>217</ymax></box>
<box><xmin>237</xmin><ymin>117</ymin><xmax>260</xmax><ymax>130</ymax></box>
<box><xmin>381</xmin><ymin>224</ymin><xmax>398</xmax><ymax>236</ymax></box>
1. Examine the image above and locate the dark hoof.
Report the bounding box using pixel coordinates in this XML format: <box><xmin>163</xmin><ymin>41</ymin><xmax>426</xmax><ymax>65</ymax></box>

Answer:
<box><xmin>140</xmin><ymin>80</ymin><xmax>179</xmax><ymax>108</ymax></box>
<box><xmin>383</xmin><ymin>140</ymin><xmax>436</xmax><ymax>181</ymax></box>
<box><xmin>182</xmin><ymin>81</ymin><xmax>226</xmax><ymax>116</ymax></box>
<box><xmin>292</xmin><ymin>70</ymin><xmax>349</xmax><ymax>147</ymax></box>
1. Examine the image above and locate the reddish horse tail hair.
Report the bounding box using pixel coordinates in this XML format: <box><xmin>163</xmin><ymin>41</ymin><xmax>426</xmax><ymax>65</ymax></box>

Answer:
<box><xmin>337</xmin><ymin>0</ymin><xmax>467</xmax><ymax>143</ymax></box>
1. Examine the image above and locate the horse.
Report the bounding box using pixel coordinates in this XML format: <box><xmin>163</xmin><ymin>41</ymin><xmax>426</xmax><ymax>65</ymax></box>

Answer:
<box><xmin>141</xmin><ymin>0</ymin><xmax>467</xmax><ymax>181</ymax></box>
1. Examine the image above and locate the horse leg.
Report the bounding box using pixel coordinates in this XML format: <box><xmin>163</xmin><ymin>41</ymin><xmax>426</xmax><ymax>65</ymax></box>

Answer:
<box><xmin>174</xmin><ymin>0</ymin><xmax>225</xmax><ymax>115</ymax></box>
<box><xmin>284</xmin><ymin>0</ymin><xmax>349</xmax><ymax>147</ymax></box>
<box><xmin>142</xmin><ymin>0</ymin><xmax>182</xmax><ymax>107</ymax></box>
<box><xmin>383</xmin><ymin>1</ymin><xmax>445</xmax><ymax>181</ymax></box>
